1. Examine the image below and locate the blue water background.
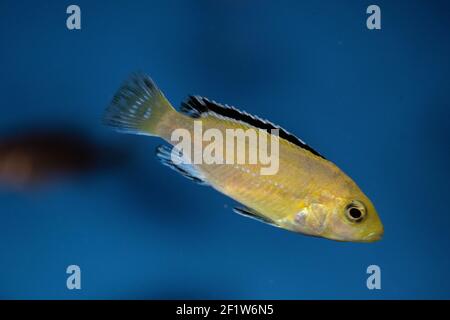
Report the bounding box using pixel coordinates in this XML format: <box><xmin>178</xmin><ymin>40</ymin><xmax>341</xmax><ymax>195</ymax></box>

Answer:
<box><xmin>0</xmin><ymin>0</ymin><xmax>449</xmax><ymax>299</ymax></box>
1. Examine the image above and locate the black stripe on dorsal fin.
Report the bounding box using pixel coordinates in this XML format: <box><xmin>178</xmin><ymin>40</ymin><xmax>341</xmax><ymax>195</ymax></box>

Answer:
<box><xmin>179</xmin><ymin>95</ymin><xmax>325</xmax><ymax>159</ymax></box>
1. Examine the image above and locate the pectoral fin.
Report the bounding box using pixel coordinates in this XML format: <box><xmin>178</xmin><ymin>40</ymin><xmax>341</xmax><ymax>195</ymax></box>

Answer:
<box><xmin>233</xmin><ymin>206</ymin><xmax>279</xmax><ymax>228</ymax></box>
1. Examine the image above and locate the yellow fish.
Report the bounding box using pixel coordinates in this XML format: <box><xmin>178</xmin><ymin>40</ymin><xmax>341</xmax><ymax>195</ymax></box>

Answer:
<box><xmin>104</xmin><ymin>74</ymin><xmax>383</xmax><ymax>242</ymax></box>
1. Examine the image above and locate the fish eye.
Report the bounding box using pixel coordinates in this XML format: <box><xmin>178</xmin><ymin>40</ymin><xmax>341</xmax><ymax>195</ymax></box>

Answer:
<box><xmin>345</xmin><ymin>201</ymin><xmax>366</xmax><ymax>223</ymax></box>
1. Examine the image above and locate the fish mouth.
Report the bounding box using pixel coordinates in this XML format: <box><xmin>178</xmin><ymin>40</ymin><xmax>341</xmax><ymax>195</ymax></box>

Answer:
<box><xmin>362</xmin><ymin>231</ymin><xmax>383</xmax><ymax>242</ymax></box>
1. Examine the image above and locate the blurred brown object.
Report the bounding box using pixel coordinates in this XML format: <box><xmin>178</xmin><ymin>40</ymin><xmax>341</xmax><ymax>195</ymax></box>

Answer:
<box><xmin>0</xmin><ymin>129</ymin><xmax>126</xmax><ymax>189</ymax></box>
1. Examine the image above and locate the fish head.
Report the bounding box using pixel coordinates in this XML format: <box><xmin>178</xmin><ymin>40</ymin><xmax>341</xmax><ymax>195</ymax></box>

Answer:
<box><xmin>322</xmin><ymin>194</ymin><xmax>384</xmax><ymax>242</ymax></box>
<box><xmin>289</xmin><ymin>190</ymin><xmax>383</xmax><ymax>243</ymax></box>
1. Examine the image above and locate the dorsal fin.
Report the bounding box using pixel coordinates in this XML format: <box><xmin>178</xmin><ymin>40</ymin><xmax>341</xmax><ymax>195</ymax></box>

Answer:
<box><xmin>180</xmin><ymin>96</ymin><xmax>325</xmax><ymax>159</ymax></box>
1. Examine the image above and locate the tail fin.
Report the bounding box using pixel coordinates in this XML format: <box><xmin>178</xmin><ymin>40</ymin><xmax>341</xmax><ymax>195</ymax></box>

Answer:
<box><xmin>103</xmin><ymin>73</ymin><xmax>176</xmax><ymax>136</ymax></box>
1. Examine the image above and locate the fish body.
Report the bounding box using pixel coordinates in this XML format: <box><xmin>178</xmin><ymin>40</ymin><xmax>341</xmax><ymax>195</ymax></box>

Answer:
<box><xmin>104</xmin><ymin>74</ymin><xmax>383</xmax><ymax>242</ymax></box>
